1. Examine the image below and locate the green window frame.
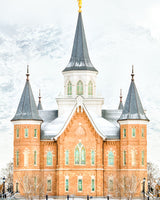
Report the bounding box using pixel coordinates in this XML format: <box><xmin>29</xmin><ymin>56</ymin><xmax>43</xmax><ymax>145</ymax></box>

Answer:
<box><xmin>47</xmin><ymin>151</ymin><xmax>53</xmax><ymax>166</ymax></box>
<box><xmin>16</xmin><ymin>128</ymin><xmax>19</xmax><ymax>138</ymax></box>
<box><xmin>34</xmin><ymin>151</ymin><xmax>37</xmax><ymax>165</ymax></box>
<box><xmin>67</xmin><ymin>81</ymin><xmax>72</xmax><ymax>96</ymax></box>
<box><xmin>108</xmin><ymin>151</ymin><xmax>114</xmax><ymax>166</ymax></box>
<box><xmin>25</xmin><ymin>128</ymin><xmax>28</xmax><ymax>138</ymax></box>
<box><xmin>34</xmin><ymin>129</ymin><xmax>37</xmax><ymax>137</ymax></box>
<box><xmin>77</xmin><ymin>80</ymin><xmax>83</xmax><ymax>95</ymax></box>
<box><xmin>88</xmin><ymin>81</ymin><xmax>93</xmax><ymax>96</ymax></box>
<box><xmin>123</xmin><ymin>150</ymin><xmax>126</xmax><ymax>166</ymax></box>
<box><xmin>142</xmin><ymin>150</ymin><xmax>144</xmax><ymax>165</ymax></box>
<box><xmin>47</xmin><ymin>179</ymin><xmax>52</xmax><ymax>192</ymax></box>
<box><xmin>78</xmin><ymin>179</ymin><xmax>82</xmax><ymax>192</ymax></box>
<box><xmin>81</xmin><ymin>146</ymin><xmax>86</xmax><ymax>164</ymax></box>
<box><xmin>65</xmin><ymin>150</ymin><xmax>69</xmax><ymax>165</ymax></box>
<box><xmin>123</xmin><ymin>129</ymin><xmax>126</xmax><ymax>138</ymax></box>
<box><xmin>91</xmin><ymin>178</ymin><xmax>95</xmax><ymax>192</ymax></box>
<box><xmin>132</xmin><ymin>128</ymin><xmax>136</xmax><ymax>137</ymax></box>
<box><xmin>65</xmin><ymin>178</ymin><xmax>69</xmax><ymax>192</ymax></box>
<box><xmin>91</xmin><ymin>150</ymin><xmax>95</xmax><ymax>165</ymax></box>
<box><xmin>16</xmin><ymin>151</ymin><xmax>19</xmax><ymax>166</ymax></box>
<box><xmin>142</xmin><ymin>128</ymin><xmax>144</xmax><ymax>137</ymax></box>
<box><xmin>75</xmin><ymin>146</ymin><xmax>80</xmax><ymax>164</ymax></box>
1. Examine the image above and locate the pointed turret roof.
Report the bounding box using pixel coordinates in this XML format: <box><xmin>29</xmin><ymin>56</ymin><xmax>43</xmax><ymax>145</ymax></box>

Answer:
<box><xmin>63</xmin><ymin>12</ymin><xmax>98</xmax><ymax>72</ymax></box>
<box><xmin>38</xmin><ymin>89</ymin><xmax>43</xmax><ymax>110</ymax></box>
<box><xmin>11</xmin><ymin>66</ymin><xmax>42</xmax><ymax>121</ymax></box>
<box><xmin>118</xmin><ymin>89</ymin><xmax>123</xmax><ymax>110</ymax></box>
<box><xmin>118</xmin><ymin>66</ymin><xmax>149</xmax><ymax>121</ymax></box>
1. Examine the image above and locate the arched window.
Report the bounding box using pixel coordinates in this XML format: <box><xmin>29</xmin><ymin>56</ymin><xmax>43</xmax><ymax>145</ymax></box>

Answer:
<box><xmin>91</xmin><ymin>150</ymin><xmax>95</xmax><ymax>165</ymax></box>
<box><xmin>75</xmin><ymin>143</ymin><xmax>86</xmax><ymax>165</ymax></box>
<box><xmin>142</xmin><ymin>150</ymin><xmax>144</xmax><ymax>165</ymax></box>
<box><xmin>47</xmin><ymin>178</ymin><xmax>52</xmax><ymax>192</ymax></box>
<box><xmin>34</xmin><ymin>151</ymin><xmax>37</xmax><ymax>165</ymax></box>
<box><xmin>131</xmin><ymin>150</ymin><xmax>136</xmax><ymax>166</ymax></box>
<box><xmin>88</xmin><ymin>81</ymin><xmax>93</xmax><ymax>96</ymax></box>
<box><xmin>108</xmin><ymin>178</ymin><xmax>114</xmax><ymax>192</ymax></box>
<box><xmin>123</xmin><ymin>150</ymin><xmax>126</xmax><ymax>166</ymax></box>
<box><xmin>67</xmin><ymin>81</ymin><xmax>72</xmax><ymax>96</ymax></box>
<box><xmin>77</xmin><ymin>80</ymin><xmax>83</xmax><ymax>95</ymax></box>
<box><xmin>108</xmin><ymin>151</ymin><xmax>114</xmax><ymax>166</ymax></box>
<box><xmin>16</xmin><ymin>151</ymin><xmax>19</xmax><ymax>166</ymax></box>
<box><xmin>75</xmin><ymin>146</ymin><xmax>80</xmax><ymax>164</ymax></box>
<box><xmin>16</xmin><ymin>182</ymin><xmax>19</xmax><ymax>193</ymax></box>
<box><xmin>47</xmin><ymin>151</ymin><xmax>53</xmax><ymax>166</ymax></box>
<box><xmin>24</xmin><ymin>151</ymin><xmax>28</xmax><ymax>166</ymax></box>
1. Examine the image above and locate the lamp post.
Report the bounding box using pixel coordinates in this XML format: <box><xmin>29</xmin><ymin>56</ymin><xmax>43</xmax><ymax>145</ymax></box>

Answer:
<box><xmin>3</xmin><ymin>177</ymin><xmax>5</xmax><ymax>198</ymax></box>
<box><xmin>142</xmin><ymin>178</ymin><xmax>146</xmax><ymax>200</ymax></box>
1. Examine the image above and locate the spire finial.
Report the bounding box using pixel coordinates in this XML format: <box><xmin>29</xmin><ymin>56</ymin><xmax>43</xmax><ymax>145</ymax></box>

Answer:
<box><xmin>120</xmin><ymin>89</ymin><xmax>122</xmax><ymax>102</ymax></box>
<box><xmin>26</xmin><ymin>65</ymin><xmax>30</xmax><ymax>81</ymax></box>
<box><xmin>77</xmin><ymin>0</ymin><xmax>82</xmax><ymax>13</ymax></box>
<box><xmin>131</xmin><ymin>65</ymin><xmax>135</xmax><ymax>81</ymax></box>
<box><xmin>39</xmin><ymin>89</ymin><xmax>41</xmax><ymax>103</ymax></box>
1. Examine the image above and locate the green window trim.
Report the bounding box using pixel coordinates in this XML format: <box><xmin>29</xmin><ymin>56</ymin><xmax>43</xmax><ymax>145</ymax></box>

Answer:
<box><xmin>142</xmin><ymin>150</ymin><xmax>144</xmax><ymax>165</ymax></box>
<box><xmin>16</xmin><ymin>151</ymin><xmax>19</xmax><ymax>166</ymax></box>
<box><xmin>77</xmin><ymin>80</ymin><xmax>83</xmax><ymax>95</ymax></box>
<box><xmin>81</xmin><ymin>147</ymin><xmax>86</xmax><ymax>164</ymax></box>
<box><xmin>132</xmin><ymin>128</ymin><xmax>136</xmax><ymax>137</ymax></box>
<box><xmin>91</xmin><ymin>150</ymin><xmax>95</xmax><ymax>165</ymax></box>
<box><xmin>142</xmin><ymin>128</ymin><xmax>144</xmax><ymax>137</ymax></box>
<box><xmin>47</xmin><ymin>179</ymin><xmax>52</xmax><ymax>192</ymax></box>
<box><xmin>91</xmin><ymin>179</ymin><xmax>95</xmax><ymax>192</ymax></box>
<box><xmin>34</xmin><ymin>129</ymin><xmax>37</xmax><ymax>137</ymax></box>
<box><xmin>65</xmin><ymin>150</ymin><xmax>69</xmax><ymax>165</ymax></box>
<box><xmin>67</xmin><ymin>81</ymin><xmax>72</xmax><ymax>96</ymax></box>
<box><xmin>25</xmin><ymin>128</ymin><xmax>28</xmax><ymax>138</ymax></box>
<box><xmin>47</xmin><ymin>151</ymin><xmax>53</xmax><ymax>166</ymax></box>
<box><xmin>108</xmin><ymin>151</ymin><xmax>114</xmax><ymax>166</ymax></box>
<box><xmin>65</xmin><ymin>178</ymin><xmax>69</xmax><ymax>192</ymax></box>
<box><xmin>123</xmin><ymin>150</ymin><xmax>126</xmax><ymax>166</ymax></box>
<box><xmin>88</xmin><ymin>81</ymin><xmax>93</xmax><ymax>96</ymax></box>
<box><xmin>16</xmin><ymin>128</ymin><xmax>19</xmax><ymax>138</ymax></box>
<box><xmin>78</xmin><ymin>179</ymin><xmax>82</xmax><ymax>192</ymax></box>
<box><xmin>34</xmin><ymin>151</ymin><xmax>37</xmax><ymax>165</ymax></box>
<box><xmin>123</xmin><ymin>129</ymin><xmax>126</xmax><ymax>138</ymax></box>
<box><xmin>75</xmin><ymin>143</ymin><xmax>86</xmax><ymax>165</ymax></box>
<box><xmin>75</xmin><ymin>147</ymin><xmax>80</xmax><ymax>164</ymax></box>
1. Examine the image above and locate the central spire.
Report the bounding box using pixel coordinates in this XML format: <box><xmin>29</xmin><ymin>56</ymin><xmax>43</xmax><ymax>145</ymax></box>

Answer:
<box><xmin>63</xmin><ymin>8</ymin><xmax>98</xmax><ymax>72</ymax></box>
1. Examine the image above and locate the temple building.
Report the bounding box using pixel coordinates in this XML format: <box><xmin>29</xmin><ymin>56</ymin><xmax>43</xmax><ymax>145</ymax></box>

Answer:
<box><xmin>11</xmin><ymin>2</ymin><xmax>149</xmax><ymax>198</ymax></box>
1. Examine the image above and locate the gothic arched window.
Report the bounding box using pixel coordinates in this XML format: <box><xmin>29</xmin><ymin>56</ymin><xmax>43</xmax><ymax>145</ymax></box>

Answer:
<box><xmin>88</xmin><ymin>81</ymin><xmax>93</xmax><ymax>95</ymax></box>
<box><xmin>47</xmin><ymin>151</ymin><xmax>53</xmax><ymax>166</ymax></box>
<box><xmin>67</xmin><ymin>81</ymin><xmax>72</xmax><ymax>96</ymax></box>
<box><xmin>77</xmin><ymin>80</ymin><xmax>83</xmax><ymax>95</ymax></box>
<box><xmin>108</xmin><ymin>151</ymin><xmax>114</xmax><ymax>166</ymax></box>
<box><xmin>75</xmin><ymin>143</ymin><xmax>86</xmax><ymax>165</ymax></box>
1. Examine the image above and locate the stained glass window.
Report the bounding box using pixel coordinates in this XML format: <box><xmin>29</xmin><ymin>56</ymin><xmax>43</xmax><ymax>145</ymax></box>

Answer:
<box><xmin>16</xmin><ymin>151</ymin><xmax>19</xmax><ymax>166</ymax></box>
<box><xmin>91</xmin><ymin>178</ymin><xmax>95</xmax><ymax>192</ymax></box>
<box><xmin>88</xmin><ymin>81</ymin><xmax>93</xmax><ymax>95</ymax></box>
<box><xmin>65</xmin><ymin>178</ymin><xmax>69</xmax><ymax>192</ymax></box>
<box><xmin>25</xmin><ymin>129</ymin><xmax>28</xmax><ymax>138</ymax></box>
<box><xmin>16</xmin><ymin>128</ymin><xmax>19</xmax><ymax>138</ymax></box>
<box><xmin>91</xmin><ymin>150</ymin><xmax>95</xmax><ymax>165</ymax></box>
<box><xmin>34</xmin><ymin>129</ymin><xmax>37</xmax><ymax>137</ymax></box>
<box><xmin>47</xmin><ymin>179</ymin><xmax>52</xmax><ymax>191</ymax></box>
<box><xmin>47</xmin><ymin>151</ymin><xmax>53</xmax><ymax>166</ymax></box>
<box><xmin>34</xmin><ymin>151</ymin><xmax>37</xmax><ymax>165</ymax></box>
<box><xmin>142</xmin><ymin>128</ymin><xmax>144</xmax><ymax>137</ymax></box>
<box><xmin>132</xmin><ymin>128</ymin><xmax>136</xmax><ymax>137</ymax></box>
<box><xmin>67</xmin><ymin>81</ymin><xmax>72</xmax><ymax>96</ymax></box>
<box><xmin>108</xmin><ymin>151</ymin><xmax>114</xmax><ymax>166</ymax></box>
<box><xmin>123</xmin><ymin>150</ymin><xmax>126</xmax><ymax>166</ymax></box>
<box><xmin>78</xmin><ymin>179</ymin><xmax>82</xmax><ymax>192</ymax></box>
<box><xmin>142</xmin><ymin>150</ymin><xmax>144</xmax><ymax>165</ymax></box>
<box><xmin>123</xmin><ymin>129</ymin><xmax>126</xmax><ymax>138</ymax></box>
<box><xmin>77</xmin><ymin>81</ymin><xmax>83</xmax><ymax>95</ymax></box>
<box><xmin>65</xmin><ymin>150</ymin><xmax>69</xmax><ymax>165</ymax></box>
<box><xmin>81</xmin><ymin>147</ymin><xmax>86</xmax><ymax>164</ymax></box>
<box><xmin>75</xmin><ymin>146</ymin><xmax>79</xmax><ymax>164</ymax></box>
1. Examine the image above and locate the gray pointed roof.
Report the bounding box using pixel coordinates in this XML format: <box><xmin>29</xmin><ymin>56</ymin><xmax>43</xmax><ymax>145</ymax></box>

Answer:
<box><xmin>63</xmin><ymin>13</ymin><xmax>98</xmax><ymax>72</ymax></box>
<box><xmin>118</xmin><ymin>101</ymin><xmax>123</xmax><ymax>110</ymax></box>
<box><xmin>11</xmin><ymin>78</ymin><xmax>42</xmax><ymax>121</ymax></box>
<box><xmin>118</xmin><ymin>78</ymin><xmax>149</xmax><ymax>121</ymax></box>
<box><xmin>38</xmin><ymin>101</ymin><xmax>43</xmax><ymax>110</ymax></box>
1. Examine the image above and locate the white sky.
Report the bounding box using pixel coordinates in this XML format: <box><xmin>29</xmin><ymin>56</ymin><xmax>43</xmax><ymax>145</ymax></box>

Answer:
<box><xmin>0</xmin><ymin>0</ymin><xmax>160</xmax><ymax>172</ymax></box>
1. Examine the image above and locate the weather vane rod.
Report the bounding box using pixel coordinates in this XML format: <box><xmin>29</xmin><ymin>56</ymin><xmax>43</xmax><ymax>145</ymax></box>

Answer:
<box><xmin>77</xmin><ymin>0</ymin><xmax>82</xmax><ymax>13</ymax></box>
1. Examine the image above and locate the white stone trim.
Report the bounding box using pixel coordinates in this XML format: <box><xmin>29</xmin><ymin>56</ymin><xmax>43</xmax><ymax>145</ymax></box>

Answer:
<box><xmin>12</xmin><ymin>120</ymin><xmax>42</xmax><ymax>125</ymax></box>
<box><xmin>118</xmin><ymin>120</ymin><xmax>148</xmax><ymax>125</ymax></box>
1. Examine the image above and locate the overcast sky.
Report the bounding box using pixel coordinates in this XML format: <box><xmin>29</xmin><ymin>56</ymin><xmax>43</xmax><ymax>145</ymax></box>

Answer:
<box><xmin>0</xmin><ymin>0</ymin><xmax>160</xmax><ymax>172</ymax></box>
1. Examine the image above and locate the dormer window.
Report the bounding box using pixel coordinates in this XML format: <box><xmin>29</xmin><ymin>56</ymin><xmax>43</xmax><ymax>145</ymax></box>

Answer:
<box><xmin>67</xmin><ymin>81</ymin><xmax>72</xmax><ymax>96</ymax></box>
<box><xmin>88</xmin><ymin>81</ymin><xmax>93</xmax><ymax>96</ymax></box>
<box><xmin>77</xmin><ymin>81</ymin><xmax>83</xmax><ymax>95</ymax></box>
